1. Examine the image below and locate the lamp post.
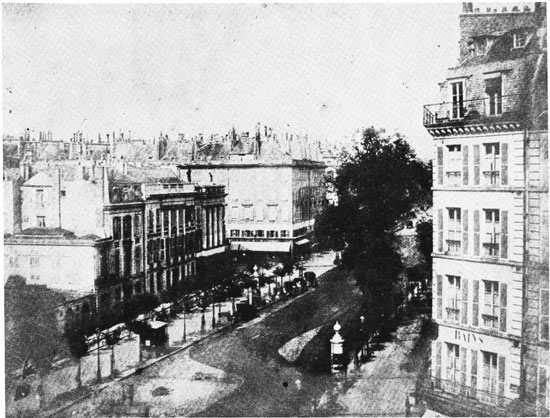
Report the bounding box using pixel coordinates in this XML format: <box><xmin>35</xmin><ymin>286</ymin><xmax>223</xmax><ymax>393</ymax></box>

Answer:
<box><xmin>299</xmin><ymin>256</ymin><xmax>304</xmax><ymax>279</ymax></box>
<box><xmin>252</xmin><ymin>265</ymin><xmax>259</xmax><ymax>304</ymax></box>
<box><xmin>183</xmin><ymin>308</ymin><xmax>187</xmax><ymax>342</ymax></box>
<box><xmin>211</xmin><ymin>287</ymin><xmax>216</xmax><ymax>328</ymax></box>
<box><xmin>359</xmin><ymin>315</ymin><xmax>367</xmax><ymax>361</ymax></box>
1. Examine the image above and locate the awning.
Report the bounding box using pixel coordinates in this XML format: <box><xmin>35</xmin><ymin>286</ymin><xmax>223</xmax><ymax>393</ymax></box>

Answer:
<box><xmin>230</xmin><ymin>241</ymin><xmax>291</xmax><ymax>253</ymax></box>
<box><xmin>295</xmin><ymin>238</ymin><xmax>310</xmax><ymax>246</ymax></box>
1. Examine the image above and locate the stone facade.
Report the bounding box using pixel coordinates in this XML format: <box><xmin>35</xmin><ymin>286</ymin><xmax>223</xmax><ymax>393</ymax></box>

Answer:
<box><xmin>424</xmin><ymin>3</ymin><xmax>548</xmax><ymax>415</ymax></box>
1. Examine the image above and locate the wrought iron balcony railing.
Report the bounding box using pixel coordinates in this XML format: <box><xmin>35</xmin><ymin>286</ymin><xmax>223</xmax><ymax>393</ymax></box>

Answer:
<box><xmin>423</xmin><ymin>95</ymin><xmax>521</xmax><ymax>127</ymax></box>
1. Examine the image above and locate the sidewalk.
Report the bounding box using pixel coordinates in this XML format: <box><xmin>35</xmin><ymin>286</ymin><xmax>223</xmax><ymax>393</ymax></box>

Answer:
<box><xmin>332</xmin><ymin>315</ymin><xmax>432</xmax><ymax>416</ymax></box>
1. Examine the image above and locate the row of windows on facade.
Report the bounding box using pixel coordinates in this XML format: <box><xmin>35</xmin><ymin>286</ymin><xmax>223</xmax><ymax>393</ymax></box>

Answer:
<box><xmin>434</xmin><ymin>342</ymin><xmax>508</xmax><ymax>404</ymax></box>
<box><xmin>99</xmin><ymin>233</ymin><xmax>200</xmax><ymax>278</ymax></box>
<box><xmin>108</xmin><ymin>263</ymin><xmax>196</xmax><ymax>301</ymax></box>
<box><xmin>437</xmin><ymin>208</ymin><xmax>508</xmax><ymax>258</ymax></box>
<box><xmin>435</xmin><ymin>274</ymin><xmax>549</xmax><ymax>342</ymax></box>
<box><xmin>468</xmin><ymin>32</ymin><xmax>528</xmax><ymax>58</ymax></box>
<box><xmin>230</xmin><ymin>229</ymin><xmax>290</xmax><ymax>238</ymax></box>
<box><xmin>437</xmin><ymin>142</ymin><xmax>508</xmax><ymax>187</ymax></box>
<box><xmin>446</xmin><ymin>76</ymin><xmax>506</xmax><ymax>120</ymax></box>
<box><xmin>433</xmin><ymin>342</ymin><xmax>548</xmax><ymax>410</ymax></box>
<box><xmin>229</xmin><ymin>204</ymin><xmax>286</xmax><ymax>223</ymax></box>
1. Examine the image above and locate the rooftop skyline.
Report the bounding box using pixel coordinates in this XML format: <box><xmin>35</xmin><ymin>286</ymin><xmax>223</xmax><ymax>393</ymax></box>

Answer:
<box><xmin>3</xmin><ymin>3</ymin><xmax>463</xmax><ymax>159</ymax></box>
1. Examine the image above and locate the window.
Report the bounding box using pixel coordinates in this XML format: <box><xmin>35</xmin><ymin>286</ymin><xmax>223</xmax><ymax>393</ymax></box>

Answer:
<box><xmin>230</xmin><ymin>206</ymin><xmax>239</xmax><ymax>222</ymax></box>
<box><xmin>30</xmin><ymin>257</ymin><xmax>40</xmax><ymax>267</ymax></box>
<box><xmin>513</xmin><ymin>32</ymin><xmax>526</xmax><ymax>49</ymax></box>
<box><xmin>267</xmin><ymin>205</ymin><xmax>278</xmax><ymax>222</ymax></box>
<box><xmin>537</xmin><ymin>366</ymin><xmax>549</xmax><ymax>411</ymax></box>
<box><xmin>446</xmin><ymin>208</ymin><xmax>461</xmax><ymax>253</ymax></box>
<box><xmin>178</xmin><ymin>208</ymin><xmax>184</xmax><ymax>233</ymax></box>
<box><xmin>483</xmin><ymin>209</ymin><xmax>500</xmax><ymax>257</ymax></box>
<box><xmin>37</xmin><ymin>216</ymin><xmax>46</xmax><ymax>227</ymax></box>
<box><xmin>60</xmin><ymin>190</ymin><xmax>66</xmax><ymax>197</ymax></box>
<box><xmin>446</xmin><ymin>145</ymin><xmax>462</xmax><ymax>186</ymax></box>
<box><xmin>256</xmin><ymin>230</ymin><xmax>265</xmax><ymax>238</ymax></box>
<box><xmin>482</xmin><ymin>281</ymin><xmax>499</xmax><ymax>329</ymax></box>
<box><xmin>280</xmin><ymin>230</ymin><xmax>289</xmax><ymax>238</ymax></box>
<box><xmin>446</xmin><ymin>276</ymin><xmax>461</xmax><ymax>322</ymax></box>
<box><xmin>267</xmin><ymin>230</ymin><xmax>278</xmax><ymax>238</ymax></box>
<box><xmin>483</xmin><ymin>143</ymin><xmax>500</xmax><ymax>185</ymax></box>
<box><xmin>485</xmin><ymin>77</ymin><xmax>502</xmax><ymax>116</ymax></box>
<box><xmin>123</xmin><ymin>215</ymin><xmax>132</xmax><ymax>239</ymax></box>
<box><xmin>446</xmin><ymin>343</ymin><xmax>461</xmax><ymax>385</ymax></box>
<box><xmin>242</xmin><ymin>230</ymin><xmax>253</xmax><ymax>238</ymax></box>
<box><xmin>230</xmin><ymin>230</ymin><xmax>240</xmax><ymax>238</ymax></box>
<box><xmin>148</xmin><ymin>210</ymin><xmax>154</xmax><ymax>233</ymax></box>
<box><xmin>477</xmin><ymin>38</ymin><xmax>488</xmax><ymax>55</ymax></box>
<box><xmin>155</xmin><ymin>209</ymin><xmax>161</xmax><ymax>233</ymax></box>
<box><xmin>451</xmin><ymin>81</ymin><xmax>464</xmax><ymax>119</ymax></box>
<box><xmin>36</xmin><ymin>189</ymin><xmax>44</xmax><ymax>206</ymax></box>
<box><xmin>243</xmin><ymin>205</ymin><xmax>253</xmax><ymax>221</ymax></box>
<box><xmin>481</xmin><ymin>351</ymin><xmax>498</xmax><ymax>396</ymax></box>
<box><xmin>113</xmin><ymin>217</ymin><xmax>121</xmax><ymax>240</ymax></box>
<box><xmin>540</xmin><ymin>289</ymin><xmax>549</xmax><ymax>342</ymax></box>
<box><xmin>134</xmin><ymin>215</ymin><xmax>141</xmax><ymax>241</ymax></box>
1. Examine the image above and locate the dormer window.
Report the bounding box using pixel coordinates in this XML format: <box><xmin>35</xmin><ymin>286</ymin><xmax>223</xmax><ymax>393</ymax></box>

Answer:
<box><xmin>513</xmin><ymin>32</ymin><xmax>526</xmax><ymax>49</ymax></box>
<box><xmin>477</xmin><ymin>38</ymin><xmax>488</xmax><ymax>55</ymax></box>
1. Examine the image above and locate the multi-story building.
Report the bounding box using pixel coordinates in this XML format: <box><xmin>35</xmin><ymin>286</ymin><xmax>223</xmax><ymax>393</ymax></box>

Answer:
<box><xmin>4</xmin><ymin>162</ymin><xmax>226</xmax><ymax>329</ymax></box>
<box><xmin>177</xmin><ymin>132</ymin><xmax>325</xmax><ymax>262</ymax></box>
<box><xmin>423</xmin><ymin>3</ymin><xmax>548</xmax><ymax>415</ymax></box>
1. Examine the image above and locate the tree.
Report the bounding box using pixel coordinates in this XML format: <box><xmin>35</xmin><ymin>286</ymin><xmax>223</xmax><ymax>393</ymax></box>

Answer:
<box><xmin>5</xmin><ymin>276</ymin><xmax>67</xmax><ymax>373</ymax></box>
<box><xmin>314</xmin><ymin>127</ymin><xmax>432</xmax><ymax>325</ymax></box>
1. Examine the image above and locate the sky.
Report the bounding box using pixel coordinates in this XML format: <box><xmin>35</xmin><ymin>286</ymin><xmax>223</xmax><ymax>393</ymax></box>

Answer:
<box><xmin>2</xmin><ymin>2</ymin><xmax>463</xmax><ymax>158</ymax></box>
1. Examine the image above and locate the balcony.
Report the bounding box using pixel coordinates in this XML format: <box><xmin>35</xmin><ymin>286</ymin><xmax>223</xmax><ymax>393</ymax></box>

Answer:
<box><xmin>143</xmin><ymin>183</ymin><xmax>196</xmax><ymax>198</ymax></box>
<box><xmin>423</xmin><ymin>95</ymin><xmax>522</xmax><ymax>137</ymax></box>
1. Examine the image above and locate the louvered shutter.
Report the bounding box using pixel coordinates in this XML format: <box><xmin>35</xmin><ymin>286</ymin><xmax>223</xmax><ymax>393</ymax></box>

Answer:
<box><xmin>501</xmin><ymin>143</ymin><xmax>508</xmax><ymax>185</ymax></box>
<box><xmin>474</xmin><ymin>210</ymin><xmax>480</xmax><ymax>256</ymax></box>
<box><xmin>436</xmin><ymin>275</ymin><xmax>443</xmax><ymax>320</ymax></box>
<box><xmin>437</xmin><ymin>146</ymin><xmax>444</xmax><ymax>185</ymax></box>
<box><xmin>470</xmin><ymin>350</ymin><xmax>478</xmax><ymax>397</ymax></box>
<box><xmin>463</xmin><ymin>145</ymin><xmax>469</xmax><ymax>185</ymax></box>
<box><xmin>461</xmin><ymin>347</ymin><xmax>467</xmax><ymax>386</ymax></box>
<box><xmin>473</xmin><ymin>145</ymin><xmax>480</xmax><ymax>185</ymax></box>
<box><xmin>462</xmin><ymin>278</ymin><xmax>468</xmax><ymax>325</ymax></box>
<box><xmin>473</xmin><ymin>280</ymin><xmax>480</xmax><ymax>327</ymax></box>
<box><xmin>500</xmin><ymin>283</ymin><xmax>507</xmax><ymax>333</ymax></box>
<box><xmin>463</xmin><ymin>209</ymin><xmax>469</xmax><ymax>255</ymax></box>
<box><xmin>498</xmin><ymin>356</ymin><xmax>506</xmax><ymax>397</ymax></box>
<box><xmin>435</xmin><ymin>341</ymin><xmax>442</xmax><ymax>388</ymax></box>
<box><xmin>438</xmin><ymin>209</ymin><xmax>444</xmax><ymax>253</ymax></box>
<box><xmin>501</xmin><ymin>210</ymin><xmax>508</xmax><ymax>259</ymax></box>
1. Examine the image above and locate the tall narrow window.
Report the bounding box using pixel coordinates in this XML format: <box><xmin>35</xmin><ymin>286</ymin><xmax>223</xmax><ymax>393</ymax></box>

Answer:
<box><xmin>446</xmin><ymin>145</ymin><xmax>462</xmax><ymax>186</ymax></box>
<box><xmin>540</xmin><ymin>289</ymin><xmax>549</xmax><ymax>342</ymax></box>
<box><xmin>446</xmin><ymin>343</ymin><xmax>461</xmax><ymax>393</ymax></box>
<box><xmin>481</xmin><ymin>351</ymin><xmax>498</xmax><ymax>401</ymax></box>
<box><xmin>447</xmin><ymin>208</ymin><xmax>462</xmax><ymax>254</ymax></box>
<box><xmin>513</xmin><ymin>32</ymin><xmax>526</xmax><ymax>49</ymax></box>
<box><xmin>483</xmin><ymin>209</ymin><xmax>500</xmax><ymax>257</ymax></box>
<box><xmin>446</xmin><ymin>276</ymin><xmax>461</xmax><ymax>322</ymax></box>
<box><xmin>485</xmin><ymin>77</ymin><xmax>502</xmax><ymax>116</ymax></box>
<box><xmin>37</xmin><ymin>216</ymin><xmax>46</xmax><ymax>227</ymax></box>
<box><xmin>36</xmin><ymin>189</ymin><xmax>44</xmax><ymax>207</ymax></box>
<box><xmin>483</xmin><ymin>143</ymin><xmax>501</xmax><ymax>186</ymax></box>
<box><xmin>451</xmin><ymin>81</ymin><xmax>464</xmax><ymax>119</ymax></box>
<box><xmin>482</xmin><ymin>281</ymin><xmax>499</xmax><ymax>329</ymax></box>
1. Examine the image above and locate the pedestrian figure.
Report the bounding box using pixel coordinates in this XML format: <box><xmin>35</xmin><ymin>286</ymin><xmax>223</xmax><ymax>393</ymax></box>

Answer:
<box><xmin>283</xmin><ymin>381</ymin><xmax>288</xmax><ymax>389</ymax></box>
<box><xmin>353</xmin><ymin>349</ymin><xmax>360</xmax><ymax>371</ymax></box>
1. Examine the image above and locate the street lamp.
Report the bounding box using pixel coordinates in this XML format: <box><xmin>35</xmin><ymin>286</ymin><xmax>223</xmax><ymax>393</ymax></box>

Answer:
<box><xmin>300</xmin><ymin>256</ymin><xmax>304</xmax><ymax>279</ymax></box>
<box><xmin>330</xmin><ymin>321</ymin><xmax>345</xmax><ymax>375</ymax></box>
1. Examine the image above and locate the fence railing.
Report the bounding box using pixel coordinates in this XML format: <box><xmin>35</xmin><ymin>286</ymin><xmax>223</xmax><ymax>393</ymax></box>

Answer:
<box><xmin>423</xmin><ymin>95</ymin><xmax>521</xmax><ymax>126</ymax></box>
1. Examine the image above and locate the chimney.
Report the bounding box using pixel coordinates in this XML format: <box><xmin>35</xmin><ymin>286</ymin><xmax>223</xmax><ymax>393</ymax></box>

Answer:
<box><xmin>106</xmin><ymin>133</ymin><xmax>110</xmax><ymax>143</ymax></box>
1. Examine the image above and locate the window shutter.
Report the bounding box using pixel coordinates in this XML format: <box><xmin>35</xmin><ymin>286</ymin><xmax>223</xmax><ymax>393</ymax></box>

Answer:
<box><xmin>498</xmin><ymin>356</ymin><xmax>506</xmax><ymax>397</ymax></box>
<box><xmin>500</xmin><ymin>210</ymin><xmax>508</xmax><ymax>259</ymax></box>
<box><xmin>462</xmin><ymin>278</ymin><xmax>468</xmax><ymax>325</ymax></box>
<box><xmin>461</xmin><ymin>347</ymin><xmax>467</xmax><ymax>386</ymax></box>
<box><xmin>501</xmin><ymin>143</ymin><xmax>508</xmax><ymax>185</ymax></box>
<box><xmin>474</xmin><ymin>210</ymin><xmax>480</xmax><ymax>256</ymax></box>
<box><xmin>437</xmin><ymin>146</ymin><xmax>444</xmax><ymax>185</ymax></box>
<box><xmin>463</xmin><ymin>209</ymin><xmax>469</xmax><ymax>255</ymax></box>
<box><xmin>463</xmin><ymin>145</ymin><xmax>469</xmax><ymax>185</ymax></box>
<box><xmin>470</xmin><ymin>349</ymin><xmax>478</xmax><ymax>397</ymax></box>
<box><xmin>435</xmin><ymin>341</ymin><xmax>442</xmax><ymax>387</ymax></box>
<box><xmin>473</xmin><ymin>145</ymin><xmax>480</xmax><ymax>185</ymax></box>
<box><xmin>436</xmin><ymin>275</ymin><xmax>443</xmax><ymax>320</ymax></box>
<box><xmin>500</xmin><ymin>283</ymin><xmax>507</xmax><ymax>333</ymax></box>
<box><xmin>472</xmin><ymin>280</ymin><xmax>479</xmax><ymax>327</ymax></box>
<box><xmin>438</xmin><ymin>209</ymin><xmax>444</xmax><ymax>253</ymax></box>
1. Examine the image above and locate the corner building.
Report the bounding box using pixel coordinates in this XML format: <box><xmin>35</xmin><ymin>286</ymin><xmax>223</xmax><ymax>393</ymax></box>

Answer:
<box><xmin>423</xmin><ymin>3</ymin><xmax>548</xmax><ymax>415</ymax></box>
